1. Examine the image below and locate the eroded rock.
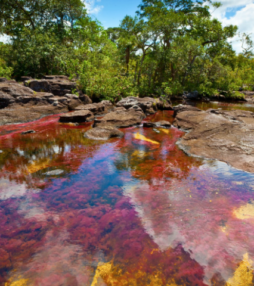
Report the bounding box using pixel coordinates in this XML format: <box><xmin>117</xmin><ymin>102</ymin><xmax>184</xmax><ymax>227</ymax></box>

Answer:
<box><xmin>25</xmin><ymin>77</ymin><xmax>76</xmax><ymax>96</ymax></box>
<box><xmin>59</xmin><ymin>110</ymin><xmax>94</xmax><ymax>123</ymax></box>
<box><xmin>94</xmin><ymin>109</ymin><xmax>145</xmax><ymax>128</ymax></box>
<box><xmin>75</xmin><ymin>103</ymin><xmax>105</xmax><ymax>114</ymax></box>
<box><xmin>143</xmin><ymin>121</ymin><xmax>171</xmax><ymax>128</ymax></box>
<box><xmin>114</xmin><ymin>106</ymin><xmax>126</xmax><ymax>112</ymax></box>
<box><xmin>176</xmin><ymin>108</ymin><xmax>254</xmax><ymax>173</ymax></box>
<box><xmin>84</xmin><ymin>126</ymin><xmax>124</xmax><ymax>140</ymax></box>
<box><xmin>0</xmin><ymin>81</ymin><xmax>34</xmax><ymax>108</ymax></box>
<box><xmin>116</xmin><ymin>96</ymin><xmax>172</xmax><ymax>114</ymax></box>
<box><xmin>173</xmin><ymin>104</ymin><xmax>202</xmax><ymax>117</ymax></box>
<box><xmin>79</xmin><ymin>94</ymin><xmax>92</xmax><ymax>105</ymax></box>
<box><xmin>44</xmin><ymin>169</ymin><xmax>64</xmax><ymax>176</ymax></box>
<box><xmin>0</xmin><ymin>104</ymin><xmax>69</xmax><ymax>125</ymax></box>
<box><xmin>0</xmin><ymin>80</ymin><xmax>84</xmax><ymax>124</ymax></box>
<box><xmin>155</xmin><ymin>121</ymin><xmax>171</xmax><ymax>128</ymax></box>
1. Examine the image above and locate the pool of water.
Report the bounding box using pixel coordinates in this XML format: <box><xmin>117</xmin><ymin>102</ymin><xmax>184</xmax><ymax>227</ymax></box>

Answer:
<box><xmin>193</xmin><ymin>100</ymin><xmax>254</xmax><ymax>112</ymax></box>
<box><xmin>1</xmin><ymin>108</ymin><xmax>254</xmax><ymax>286</ymax></box>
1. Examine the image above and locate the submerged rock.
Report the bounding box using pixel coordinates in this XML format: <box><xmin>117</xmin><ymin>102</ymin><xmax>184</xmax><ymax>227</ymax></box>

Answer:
<box><xmin>143</xmin><ymin>121</ymin><xmax>171</xmax><ymax>128</ymax></box>
<box><xmin>143</xmin><ymin>122</ymin><xmax>156</xmax><ymax>128</ymax></box>
<box><xmin>84</xmin><ymin>126</ymin><xmax>124</xmax><ymax>140</ymax></box>
<box><xmin>175</xmin><ymin>108</ymin><xmax>254</xmax><ymax>173</ymax></box>
<box><xmin>94</xmin><ymin>109</ymin><xmax>145</xmax><ymax>128</ymax></box>
<box><xmin>59</xmin><ymin>110</ymin><xmax>94</xmax><ymax>123</ymax></box>
<box><xmin>44</xmin><ymin>169</ymin><xmax>64</xmax><ymax>176</ymax></box>
<box><xmin>21</xmin><ymin>130</ymin><xmax>36</xmax><ymax>135</ymax></box>
<box><xmin>156</xmin><ymin>120</ymin><xmax>171</xmax><ymax>128</ymax></box>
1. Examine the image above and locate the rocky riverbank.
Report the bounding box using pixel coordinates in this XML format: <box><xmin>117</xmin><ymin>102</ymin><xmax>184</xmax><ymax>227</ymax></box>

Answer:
<box><xmin>0</xmin><ymin>76</ymin><xmax>90</xmax><ymax>125</ymax></box>
<box><xmin>0</xmin><ymin>76</ymin><xmax>172</xmax><ymax>126</ymax></box>
<box><xmin>174</xmin><ymin>105</ymin><xmax>254</xmax><ymax>173</ymax></box>
<box><xmin>2</xmin><ymin>75</ymin><xmax>254</xmax><ymax>174</ymax></box>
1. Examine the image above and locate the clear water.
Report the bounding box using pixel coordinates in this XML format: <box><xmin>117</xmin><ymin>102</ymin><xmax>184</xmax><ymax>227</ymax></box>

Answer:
<box><xmin>1</xmin><ymin>107</ymin><xmax>254</xmax><ymax>285</ymax></box>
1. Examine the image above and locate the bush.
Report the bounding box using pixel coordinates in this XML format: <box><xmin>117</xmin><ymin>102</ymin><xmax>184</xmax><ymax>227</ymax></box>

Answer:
<box><xmin>0</xmin><ymin>59</ymin><xmax>13</xmax><ymax>79</ymax></box>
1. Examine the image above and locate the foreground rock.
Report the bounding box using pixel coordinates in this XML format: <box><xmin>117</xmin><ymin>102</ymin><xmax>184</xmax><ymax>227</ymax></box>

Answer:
<box><xmin>0</xmin><ymin>104</ymin><xmax>69</xmax><ymax>125</ymax></box>
<box><xmin>116</xmin><ymin>96</ymin><xmax>172</xmax><ymax>114</ymax></box>
<box><xmin>0</xmin><ymin>80</ymin><xmax>34</xmax><ymax>108</ymax></box>
<box><xmin>59</xmin><ymin>110</ymin><xmax>94</xmax><ymax>123</ymax></box>
<box><xmin>0</xmin><ymin>80</ymin><xmax>84</xmax><ymax>125</ymax></box>
<box><xmin>174</xmin><ymin>107</ymin><xmax>254</xmax><ymax>173</ymax></box>
<box><xmin>94</xmin><ymin>109</ymin><xmax>145</xmax><ymax>128</ymax></box>
<box><xmin>84</xmin><ymin>126</ymin><xmax>124</xmax><ymax>140</ymax></box>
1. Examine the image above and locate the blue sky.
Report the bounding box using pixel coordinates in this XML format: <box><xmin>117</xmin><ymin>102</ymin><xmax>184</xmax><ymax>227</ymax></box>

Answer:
<box><xmin>85</xmin><ymin>0</ymin><xmax>254</xmax><ymax>53</ymax></box>
<box><xmin>87</xmin><ymin>0</ymin><xmax>248</xmax><ymax>27</ymax></box>
<box><xmin>88</xmin><ymin>0</ymin><xmax>141</xmax><ymax>28</ymax></box>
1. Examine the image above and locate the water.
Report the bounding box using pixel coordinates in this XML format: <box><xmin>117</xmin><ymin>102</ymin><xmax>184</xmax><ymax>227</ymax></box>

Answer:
<box><xmin>1</xmin><ymin>107</ymin><xmax>254</xmax><ymax>285</ymax></box>
<box><xmin>193</xmin><ymin>100</ymin><xmax>254</xmax><ymax>112</ymax></box>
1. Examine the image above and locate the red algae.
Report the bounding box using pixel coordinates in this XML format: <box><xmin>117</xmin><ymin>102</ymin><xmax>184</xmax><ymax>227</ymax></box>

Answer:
<box><xmin>0</xmin><ymin>111</ymin><xmax>254</xmax><ymax>285</ymax></box>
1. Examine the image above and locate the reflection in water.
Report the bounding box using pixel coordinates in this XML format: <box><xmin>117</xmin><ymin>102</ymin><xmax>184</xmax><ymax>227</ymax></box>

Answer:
<box><xmin>234</xmin><ymin>202</ymin><xmax>254</xmax><ymax>219</ymax></box>
<box><xmin>193</xmin><ymin>100</ymin><xmax>254</xmax><ymax>113</ymax></box>
<box><xmin>227</xmin><ymin>253</ymin><xmax>253</xmax><ymax>286</ymax></box>
<box><xmin>0</xmin><ymin>109</ymin><xmax>254</xmax><ymax>285</ymax></box>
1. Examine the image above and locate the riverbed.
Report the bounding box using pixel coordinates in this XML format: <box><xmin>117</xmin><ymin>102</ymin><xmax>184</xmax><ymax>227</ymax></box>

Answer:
<box><xmin>1</xmin><ymin>105</ymin><xmax>254</xmax><ymax>285</ymax></box>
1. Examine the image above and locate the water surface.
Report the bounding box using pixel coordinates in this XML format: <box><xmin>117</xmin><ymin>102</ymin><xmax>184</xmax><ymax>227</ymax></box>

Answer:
<box><xmin>1</xmin><ymin>108</ymin><xmax>254</xmax><ymax>285</ymax></box>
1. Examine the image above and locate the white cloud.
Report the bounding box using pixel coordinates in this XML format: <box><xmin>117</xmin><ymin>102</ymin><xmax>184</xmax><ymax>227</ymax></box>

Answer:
<box><xmin>83</xmin><ymin>0</ymin><xmax>103</xmax><ymax>15</ymax></box>
<box><xmin>211</xmin><ymin>0</ymin><xmax>254</xmax><ymax>53</ymax></box>
<box><xmin>0</xmin><ymin>34</ymin><xmax>11</xmax><ymax>44</ymax></box>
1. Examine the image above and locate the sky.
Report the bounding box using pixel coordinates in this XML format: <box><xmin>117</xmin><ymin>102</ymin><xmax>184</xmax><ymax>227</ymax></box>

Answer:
<box><xmin>86</xmin><ymin>0</ymin><xmax>254</xmax><ymax>53</ymax></box>
<box><xmin>1</xmin><ymin>0</ymin><xmax>254</xmax><ymax>53</ymax></box>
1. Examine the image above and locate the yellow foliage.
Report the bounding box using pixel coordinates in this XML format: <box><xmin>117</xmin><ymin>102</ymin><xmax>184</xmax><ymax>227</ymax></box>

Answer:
<box><xmin>227</xmin><ymin>253</ymin><xmax>254</xmax><ymax>286</ymax></box>
<box><xmin>134</xmin><ymin>133</ymin><xmax>159</xmax><ymax>145</ymax></box>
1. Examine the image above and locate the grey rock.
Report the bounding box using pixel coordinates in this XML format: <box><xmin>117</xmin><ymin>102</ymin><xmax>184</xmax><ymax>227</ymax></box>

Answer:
<box><xmin>84</xmin><ymin>126</ymin><xmax>124</xmax><ymax>140</ymax></box>
<box><xmin>59</xmin><ymin>110</ymin><xmax>94</xmax><ymax>123</ymax></box>
<box><xmin>44</xmin><ymin>169</ymin><xmax>64</xmax><ymax>176</ymax></box>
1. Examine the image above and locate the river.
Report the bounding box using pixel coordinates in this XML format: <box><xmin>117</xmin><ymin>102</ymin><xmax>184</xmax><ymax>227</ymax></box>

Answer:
<box><xmin>1</xmin><ymin>103</ymin><xmax>254</xmax><ymax>285</ymax></box>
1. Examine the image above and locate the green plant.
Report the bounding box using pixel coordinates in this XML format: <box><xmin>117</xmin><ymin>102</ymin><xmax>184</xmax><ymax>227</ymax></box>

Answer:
<box><xmin>71</xmin><ymin>88</ymin><xmax>79</xmax><ymax>97</ymax></box>
<box><xmin>0</xmin><ymin>59</ymin><xmax>13</xmax><ymax>79</ymax></box>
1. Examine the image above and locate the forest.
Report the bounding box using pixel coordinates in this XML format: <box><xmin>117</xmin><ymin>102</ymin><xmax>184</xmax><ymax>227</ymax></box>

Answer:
<box><xmin>0</xmin><ymin>0</ymin><xmax>254</xmax><ymax>101</ymax></box>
